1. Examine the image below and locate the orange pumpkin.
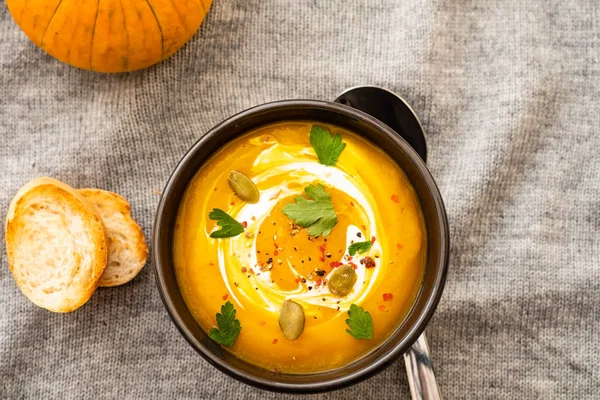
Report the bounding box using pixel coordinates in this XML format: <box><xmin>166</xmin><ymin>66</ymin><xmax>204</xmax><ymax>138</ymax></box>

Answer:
<box><xmin>6</xmin><ymin>0</ymin><xmax>213</xmax><ymax>72</ymax></box>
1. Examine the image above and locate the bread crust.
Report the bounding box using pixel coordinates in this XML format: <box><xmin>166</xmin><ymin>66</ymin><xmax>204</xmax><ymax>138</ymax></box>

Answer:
<box><xmin>5</xmin><ymin>178</ymin><xmax>108</xmax><ymax>312</ymax></box>
<box><xmin>78</xmin><ymin>189</ymin><xmax>147</xmax><ymax>287</ymax></box>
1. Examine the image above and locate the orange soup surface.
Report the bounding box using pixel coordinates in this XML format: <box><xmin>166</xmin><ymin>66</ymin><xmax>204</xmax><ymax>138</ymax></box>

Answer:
<box><xmin>173</xmin><ymin>121</ymin><xmax>426</xmax><ymax>373</ymax></box>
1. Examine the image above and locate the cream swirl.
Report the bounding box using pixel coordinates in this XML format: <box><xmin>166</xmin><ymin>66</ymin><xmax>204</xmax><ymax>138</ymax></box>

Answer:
<box><xmin>218</xmin><ymin>162</ymin><xmax>381</xmax><ymax>313</ymax></box>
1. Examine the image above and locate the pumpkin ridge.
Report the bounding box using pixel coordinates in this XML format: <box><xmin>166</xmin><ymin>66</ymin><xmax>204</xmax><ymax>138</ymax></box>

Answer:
<box><xmin>188</xmin><ymin>0</ymin><xmax>206</xmax><ymax>19</ymax></box>
<box><xmin>181</xmin><ymin>0</ymin><xmax>205</xmax><ymax>21</ymax></box>
<box><xmin>169</xmin><ymin>0</ymin><xmax>186</xmax><ymax>25</ymax></box>
<box><xmin>163</xmin><ymin>0</ymin><xmax>189</xmax><ymax>44</ymax></box>
<box><xmin>16</xmin><ymin>0</ymin><xmax>33</xmax><ymax>26</ymax></box>
<box><xmin>141</xmin><ymin>0</ymin><xmax>164</xmax><ymax>62</ymax></box>
<box><xmin>89</xmin><ymin>0</ymin><xmax>101</xmax><ymax>71</ymax></box>
<box><xmin>39</xmin><ymin>0</ymin><xmax>66</xmax><ymax>47</ymax></box>
<box><xmin>118</xmin><ymin>0</ymin><xmax>131</xmax><ymax>71</ymax></box>
<box><xmin>178</xmin><ymin>0</ymin><xmax>206</xmax><ymax>38</ymax></box>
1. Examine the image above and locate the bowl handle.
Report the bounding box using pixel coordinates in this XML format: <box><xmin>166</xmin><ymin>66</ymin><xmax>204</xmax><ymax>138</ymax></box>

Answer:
<box><xmin>334</xmin><ymin>87</ymin><xmax>442</xmax><ymax>400</ymax></box>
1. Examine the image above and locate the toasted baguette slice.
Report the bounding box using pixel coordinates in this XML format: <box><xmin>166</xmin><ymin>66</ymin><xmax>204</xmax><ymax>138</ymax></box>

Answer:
<box><xmin>78</xmin><ymin>189</ymin><xmax>147</xmax><ymax>287</ymax></box>
<box><xmin>5</xmin><ymin>178</ymin><xmax>108</xmax><ymax>312</ymax></box>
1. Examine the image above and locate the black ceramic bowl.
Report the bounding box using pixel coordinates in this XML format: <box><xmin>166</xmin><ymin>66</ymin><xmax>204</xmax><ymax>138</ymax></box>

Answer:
<box><xmin>153</xmin><ymin>100</ymin><xmax>449</xmax><ymax>393</ymax></box>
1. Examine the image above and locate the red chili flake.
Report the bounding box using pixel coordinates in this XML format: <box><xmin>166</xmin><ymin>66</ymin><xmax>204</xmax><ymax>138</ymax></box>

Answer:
<box><xmin>274</xmin><ymin>242</ymin><xmax>279</xmax><ymax>248</ymax></box>
<box><xmin>330</xmin><ymin>261</ymin><xmax>343</xmax><ymax>268</ymax></box>
<box><xmin>349</xmin><ymin>262</ymin><xmax>358</xmax><ymax>270</ymax></box>
<box><xmin>383</xmin><ymin>293</ymin><xmax>394</xmax><ymax>301</ymax></box>
<box><xmin>316</xmin><ymin>279</ymin><xmax>322</xmax><ymax>286</ymax></box>
<box><xmin>209</xmin><ymin>262</ymin><xmax>215</xmax><ymax>266</ymax></box>
<box><xmin>396</xmin><ymin>243</ymin><xmax>403</xmax><ymax>250</ymax></box>
<box><xmin>242</xmin><ymin>221</ymin><xmax>248</xmax><ymax>228</ymax></box>
<box><xmin>295</xmin><ymin>277</ymin><xmax>302</xmax><ymax>283</ymax></box>
<box><xmin>391</xmin><ymin>194</ymin><xmax>399</xmax><ymax>203</ymax></box>
<box><xmin>260</xmin><ymin>321</ymin><xmax>266</xmax><ymax>326</ymax></box>
<box><xmin>362</xmin><ymin>225</ymin><xmax>367</xmax><ymax>231</ymax></box>
<box><xmin>274</xmin><ymin>250</ymin><xmax>279</xmax><ymax>256</ymax></box>
<box><xmin>222</xmin><ymin>294</ymin><xmax>229</xmax><ymax>301</ymax></box>
<box><xmin>350</xmin><ymin>201</ymin><xmax>355</xmax><ymax>206</ymax></box>
<box><xmin>251</xmin><ymin>216</ymin><xmax>256</xmax><ymax>221</ymax></box>
<box><xmin>230</xmin><ymin>202</ymin><xmax>236</xmax><ymax>206</ymax></box>
<box><xmin>371</xmin><ymin>236</ymin><xmax>376</xmax><ymax>244</ymax></box>
<box><xmin>272</xmin><ymin>339</ymin><xmax>278</xmax><ymax>344</ymax></box>
<box><xmin>379</xmin><ymin>305</ymin><xmax>387</xmax><ymax>312</ymax></box>
<box><xmin>318</xmin><ymin>245</ymin><xmax>327</xmax><ymax>262</ymax></box>
<box><xmin>347</xmin><ymin>256</ymin><xmax>353</xmax><ymax>261</ymax></box>
<box><xmin>249</xmin><ymin>269</ymin><xmax>255</xmax><ymax>275</ymax></box>
<box><xmin>361</xmin><ymin>256</ymin><xmax>376</xmax><ymax>269</ymax></box>
<box><xmin>241</xmin><ymin>267</ymin><xmax>247</xmax><ymax>273</ymax></box>
<box><xmin>338</xmin><ymin>249</ymin><xmax>343</xmax><ymax>253</ymax></box>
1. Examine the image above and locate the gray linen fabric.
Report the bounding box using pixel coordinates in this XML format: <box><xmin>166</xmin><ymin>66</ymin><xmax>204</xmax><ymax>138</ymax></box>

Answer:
<box><xmin>1</xmin><ymin>0</ymin><xmax>598</xmax><ymax>398</ymax></box>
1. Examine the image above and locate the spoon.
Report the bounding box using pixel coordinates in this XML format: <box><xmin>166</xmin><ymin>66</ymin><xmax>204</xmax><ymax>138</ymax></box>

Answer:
<box><xmin>334</xmin><ymin>86</ymin><xmax>442</xmax><ymax>400</ymax></box>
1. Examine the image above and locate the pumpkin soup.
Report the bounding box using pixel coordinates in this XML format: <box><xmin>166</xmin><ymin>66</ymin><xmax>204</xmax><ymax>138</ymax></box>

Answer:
<box><xmin>173</xmin><ymin>121</ymin><xmax>426</xmax><ymax>373</ymax></box>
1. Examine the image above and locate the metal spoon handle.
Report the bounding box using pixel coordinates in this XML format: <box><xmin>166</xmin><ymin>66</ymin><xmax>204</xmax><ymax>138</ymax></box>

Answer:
<box><xmin>403</xmin><ymin>333</ymin><xmax>442</xmax><ymax>400</ymax></box>
<box><xmin>334</xmin><ymin>87</ymin><xmax>442</xmax><ymax>400</ymax></box>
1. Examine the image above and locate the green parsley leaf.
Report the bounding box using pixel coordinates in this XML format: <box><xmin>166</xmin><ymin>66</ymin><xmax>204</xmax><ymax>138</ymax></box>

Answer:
<box><xmin>209</xmin><ymin>301</ymin><xmax>242</xmax><ymax>346</ymax></box>
<box><xmin>348</xmin><ymin>240</ymin><xmax>373</xmax><ymax>256</ymax></box>
<box><xmin>345</xmin><ymin>304</ymin><xmax>373</xmax><ymax>340</ymax></box>
<box><xmin>309</xmin><ymin>125</ymin><xmax>346</xmax><ymax>166</ymax></box>
<box><xmin>282</xmin><ymin>183</ymin><xmax>338</xmax><ymax>237</ymax></box>
<box><xmin>208</xmin><ymin>208</ymin><xmax>245</xmax><ymax>238</ymax></box>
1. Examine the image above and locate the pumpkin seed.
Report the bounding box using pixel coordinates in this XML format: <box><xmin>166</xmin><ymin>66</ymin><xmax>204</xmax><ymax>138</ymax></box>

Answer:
<box><xmin>328</xmin><ymin>264</ymin><xmax>357</xmax><ymax>297</ymax></box>
<box><xmin>228</xmin><ymin>170</ymin><xmax>260</xmax><ymax>203</ymax></box>
<box><xmin>278</xmin><ymin>300</ymin><xmax>305</xmax><ymax>340</ymax></box>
